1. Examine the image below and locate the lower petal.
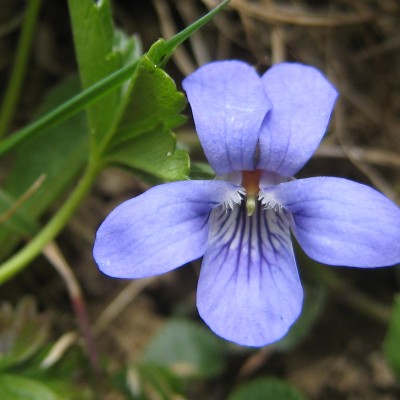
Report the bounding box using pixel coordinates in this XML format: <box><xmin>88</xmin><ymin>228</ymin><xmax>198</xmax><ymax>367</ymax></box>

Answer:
<box><xmin>265</xmin><ymin>177</ymin><xmax>400</xmax><ymax>267</ymax></box>
<box><xmin>197</xmin><ymin>202</ymin><xmax>303</xmax><ymax>347</ymax></box>
<box><xmin>93</xmin><ymin>180</ymin><xmax>240</xmax><ymax>278</ymax></box>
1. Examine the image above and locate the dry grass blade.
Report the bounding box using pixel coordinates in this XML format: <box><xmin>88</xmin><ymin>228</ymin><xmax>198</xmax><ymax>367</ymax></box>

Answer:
<box><xmin>203</xmin><ymin>0</ymin><xmax>375</xmax><ymax>27</ymax></box>
<box><xmin>40</xmin><ymin>331</ymin><xmax>78</xmax><ymax>369</ymax></box>
<box><xmin>315</xmin><ymin>145</ymin><xmax>400</xmax><ymax>170</ymax></box>
<box><xmin>334</xmin><ymin>100</ymin><xmax>398</xmax><ymax>201</ymax></box>
<box><xmin>94</xmin><ymin>277</ymin><xmax>157</xmax><ymax>336</ymax></box>
<box><xmin>0</xmin><ymin>173</ymin><xmax>46</xmax><ymax>225</ymax></box>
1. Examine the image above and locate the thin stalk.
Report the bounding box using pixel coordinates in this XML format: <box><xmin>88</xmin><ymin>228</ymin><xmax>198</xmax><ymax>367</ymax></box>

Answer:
<box><xmin>0</xmin><ymin>160</ymin><xmax>100</xmax><ymax>285</ymax></box>
<box><xmin>43</xmin><ymin>242</ymin><xmax>100</xmax><ymax>376</ymax></box>
<box><xmin>160</xmin><ymin>0</ymin><xmax>231</xmax><ymax>65</ymax></box>
<box><xmin>0</xmin><ymin>0</ymin><xmax>43</xmax><ymax>137</ymax></box>
<box><xmin>0</xmin><ymin>60</ymin><xmax>139</xmax><ymax>158</ymax></box>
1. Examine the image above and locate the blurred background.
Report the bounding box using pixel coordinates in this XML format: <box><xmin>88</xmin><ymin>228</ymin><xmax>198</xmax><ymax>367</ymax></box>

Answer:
<box><xmin>0</xmin><ymin>1</ymin><xmax>399</xmax><ymax>399</ymax></box>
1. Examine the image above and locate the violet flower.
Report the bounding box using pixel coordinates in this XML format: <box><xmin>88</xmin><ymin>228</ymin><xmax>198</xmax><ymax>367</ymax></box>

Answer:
<box><xmin>94</xmin><ymin>61</ymin><xmax>400</xmax><ymax>347</ymax></box>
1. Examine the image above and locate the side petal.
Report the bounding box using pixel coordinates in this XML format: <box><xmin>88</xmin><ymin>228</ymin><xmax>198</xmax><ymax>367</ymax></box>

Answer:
<box><xmin>258</xmin><ymin>63</ymin><xmax>338</xmax><ymax>176</ymax></box>
<box><xmin>93</xmin><ymin>180</ymin><xmax>240</xmax><ymax>278</ymax></box>
<box><xmin>265</xmin><ymin>177</ymin><xmax>400</xmax><ymax>267</ymax></box>
<box><xmin>182</xmin><ymin>60</ymin><xmax>271</xmax><ymax>175</ymax></box>
<box><xmin>197</xmin><ymin>203</ymin><xmax>303</xmax><ymax>347</ymax></box>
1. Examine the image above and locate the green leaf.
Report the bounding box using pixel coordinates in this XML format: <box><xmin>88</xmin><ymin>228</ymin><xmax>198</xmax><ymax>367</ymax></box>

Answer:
<box><xmin>0</xmin><ymin>297</ymin><xmax>50</xmax><ymax>371</ymax></box>
<box><xmin>10</xmin><ymin>342</ymin><xmax>92</xmax><ymax>400</ymax></box>
<box><xmin>105</xmin><ymin>55</ymin><xmax>189</xmax><ymax>181</ymax></box>
<box><xmin>68</xmin><ymin>0</ymin><xmax>141</xmax><ymax>145</ymax></box>
<box><xmin>0</xmin><ymin>76</ymin><xmax>87</xmax><ymax>260</ymax></box>
<box><xmin>143</xmin><ymin>319</ymin><xmax>225</xmax><ymax>379</ymax></box>
<box><xmin>228</xmin><ymin>378</ymin><xmax>307</xmax><ymax>400</ymax></box>
<box><xmin>113</xmin><ymin>30</ymin><xmax>142</xmax><ymax>89</ymax></box>
<box><xmin>67</xmin><ymin>0</ymin><xmax>119</xmax><ymax>139</ymax></box>
<box><xmin>5</xmin><ymin>76</ymin><xmax>87</xmax><ymax>217</ymax></box>
<box><xmin>68</xmin><ymin>0</ymin><xmax>116</xmax><ymax>89</ymax></box>
<box><xmin>0</xmin><ymin>374</ymin><xmax>62</xmax><ymax>400</ymax></box>
<box><xmin>107</xmin><ymin>128</ymin><xmax>189</xmax><ymax>181</ymax></box>
<box><xmin>190</xmin><ymin>162</ymin><xmax>216</xmax><ymax>180</ymax></box>
<box><xmin>146</xmin><ymin>39</ymin><xmax>168</xmax><ymax>66</ymax></box>
<box><xmin>383</xmin><ymin>294</ymin><xmax>400</xmax><ymax>379</ymax></box>
<box><xmin>0</xmin><ymin>301</ymin><xmax>91</xmax><ymax>397</ymax></box>
<box><xmin>110</xmin><ymin>55</ymin><xmax>187</xmax><ymax>146</ymax></box>
<box><xmin>124</xmin><ymin>363</ymin><xmax>184</xmax><ymax>400</ymax></box>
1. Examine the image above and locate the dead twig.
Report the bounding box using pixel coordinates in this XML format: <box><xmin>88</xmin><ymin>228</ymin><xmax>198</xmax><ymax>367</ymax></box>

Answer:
<box><xmin>43</xmin><ymin>242</ymin><xmax>100</xmax><ymax>376</ymax></box>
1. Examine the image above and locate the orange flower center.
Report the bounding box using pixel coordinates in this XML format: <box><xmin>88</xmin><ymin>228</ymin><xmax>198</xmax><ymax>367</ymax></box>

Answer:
<box><xmin>241</xmin><ymin>170</ymin><xmax>262</xmax><ymax>216</ymax></box>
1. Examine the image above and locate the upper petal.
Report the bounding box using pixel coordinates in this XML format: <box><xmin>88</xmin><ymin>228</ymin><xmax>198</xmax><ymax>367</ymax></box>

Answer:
<box><xmin>93</xmin><ymin>180</ymin><xmax>240</xmax><ymax>278</ymax></box>
<box><xmin>197</xmin><ymin>202</ymin><xmax>303</xmax><ymax>347</ymax></box>
<box><xmin>264</xmin><ymin>177</ymin><xmax>400</xmax><ymax>267</ymax></box>
<box><xmin>257</xmin><ymin>63</ymin><xmax>338</xmax><ymax>177</ymax></box>
<box><xmin>182</xmin><ymin>60</ymin><xmax>271</xmax><ymax>175</ymax></box>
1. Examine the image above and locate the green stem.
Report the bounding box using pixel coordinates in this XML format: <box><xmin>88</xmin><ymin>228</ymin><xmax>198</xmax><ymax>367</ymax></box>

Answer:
<box><xmin>0</xmin><ymin>0</ymin><xmax>231</xmax><ymax>158</ymax></box>
<box><xmin>0</xmin><ymin>160</ymin><xmax>100</xmax><ymax>285</ymax></box>
<box><xmin>161</xmin><ymin>0</ymin><xmax>230</xmax><ymax>61</ymax></box>
<box><xmin>0</xmin><ymin>60</ymin><xmax>139</xmax><ymax>158</ymax></box>
<box><xmin>0</xmin><ymin>0</ymin><xmax>43</xmax><ymax>138</ymax></box>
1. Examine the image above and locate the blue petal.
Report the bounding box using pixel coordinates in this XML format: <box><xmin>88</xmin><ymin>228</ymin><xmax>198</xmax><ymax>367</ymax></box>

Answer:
<box><xmin>93</xmin><ymin>180</ymin><xmax>240</xmax><ymax>278</ymax></box>
<box><xmin>182</xmin><ymin>60</ymin><xmax>271</xmax><ymax>175</ymax></box>
<box><xmin>265</xmin><ymin>177</ymin><xmax>400</xmax><ymax>267</ymax></box>
<box><xmin>257</xmin><ymin>63</ymin><xmax>338</xmax><ymax>176</ymax></box>
<box><xmin>197</xmin><ymin>202</ymin><xmax>303</xmax><ymax>346</ymax></box>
